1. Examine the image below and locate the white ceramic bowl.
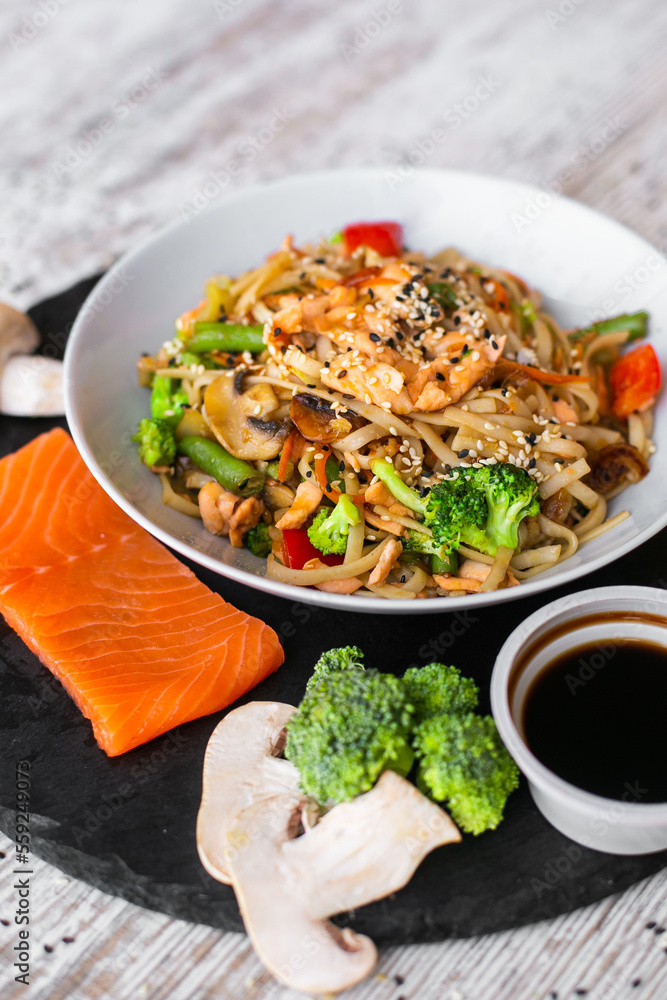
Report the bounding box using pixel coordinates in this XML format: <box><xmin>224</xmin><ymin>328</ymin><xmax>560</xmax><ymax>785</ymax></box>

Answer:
<box><xmin>64</xmin><ymin>169</ymin><xmax>667</xmax><ymax>614</ymax></box>
<box><xmin>491</xmin><ymin>586</ymin><xmax>667</xmax><ymax>854</ymax></box>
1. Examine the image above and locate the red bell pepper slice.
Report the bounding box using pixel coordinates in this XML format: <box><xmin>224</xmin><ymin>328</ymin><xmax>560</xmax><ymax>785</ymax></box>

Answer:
<box><xmin>281</xmin><ymin>529</ymin><xmax>344</xmax><ymax>570</ymax></box>
<box><xmin>342</xmin><ymin>221</ymin><xmax>403</xmax><ymax>258</ymax></box>
<box><xmin>609</xmin><ymin>343</ymin><xmax>661</xmax><ymax>418</ymax></box>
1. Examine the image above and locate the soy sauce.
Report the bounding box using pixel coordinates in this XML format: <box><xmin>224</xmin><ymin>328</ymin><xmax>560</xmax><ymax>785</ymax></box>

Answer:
<box><xmin>522</xmin><ymin>639</ymin><xmax>667</xmax><ymax>802</ymax></box>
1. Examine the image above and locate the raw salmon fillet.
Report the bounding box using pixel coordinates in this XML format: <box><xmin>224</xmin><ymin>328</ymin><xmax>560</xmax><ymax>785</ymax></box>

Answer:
<box><xmin>0</xmin><ymin>429</ymin><xmax>284</xmax><ymax>755</ymax></box>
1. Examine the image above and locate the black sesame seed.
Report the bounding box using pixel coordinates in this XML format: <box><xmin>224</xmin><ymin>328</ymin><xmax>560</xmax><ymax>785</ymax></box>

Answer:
<box><xmin>394</xmin><ymin>975</ymin><xmax>405</xmax><ymax>987</ymax></box>
<box><xmin>324</xmin><ymin>484</ymin><xmax>332</xmax><ymax>492</ymax></box>
<box><xmin>274</xmin><ymin>327</ymin><xmax>282</xmax><ymax>335</ymax></box>
<box><xmin>306</xmin><ymin>470</ymin><xmax>312</xmax><ymax>478</ymax></box>
<box><xmin>528</xmin><ymin>458</ymin><xmax>537</xmax><ymax>469</ymax></box>
<box><xmin>168</xmin><ymin>358</ymin><xmax>176</xmax><ymax>367</ymax></box>
<box><xmin>444</xmin><ymin>464</ymin><xmax>452</xmax><ymax>473</ymax></box>
<box><xmin>324</xmin><ymin>360</ymin><xmax>330</xmax><ymax>367</ymax></box>
<box><xmin>343</xmin><ymin>393</ymin><xmax>355</xmax><ymax>400</ymax></box>
<box><xmin>450</xmin><ymin>357</ymin><xmax>460</xmax><ymax>364</ymax></box>
<box><xmin>280</xmin><ymin>345</ymin><xmax>288</xmax><ymax>354</ymax></box>
<box><xmin>646</xmin><ymin>921</ymin><xmax>657</xmax><ymax>930</ymax></box>
<box><xmin>419</xmin><ymin>486</ymin><xmax>431</xmax><ymax>498</ymax></box>
<box><xmin>314</xmin><ymin>257</ymin><xmax>325</xmax><ymax>264</ymax></box>
<box><xmin>574</xmin><ymin>990</ymin><xmax>588</xmax><ymax>996</ymax></box>
<box><xmin>339</xmin><ymin>460</ymin><xmax>345</xmax><ymax>472</ymax></box>
<box><xmin>454</xmin><ymin>316</ymin><xmax>461</xmax><ymax>325</ymax></box>
<box><xmin>44</xmin><ymin>944</ymin><xmax>54</xmax><ymax>953</ymax></box>
<box><xmin>387</xmin><ymin>338</ymin><xmax>396</xmax><ymax>349</ymax></box>
<box><xmin>435</xmin><ymin>372</ymin><xmax>445</xmax><ymax>381</ymax></box>
<box><xmin>337</xmin><ymin>370</ymin><xmax>348</xmax><ymax>379</ymax></box>
<box><xmin>396</xmin><ymin>331</ymin><xmax>404</xmax><ymax>341</ymax></box>
<box><xmin>491</xmin><ymin>340</ymin><xmax>499</xmax><ymax>350</ymax></box>
<box><xmin>62</xmin><ymin>937</ymin><xmax>75</xmax><ymax>944</ymax></box>
<box><xmin>655</xmin><ymin>926</ymin><xmax>666</xmax><ymax>934</ymax></box>
<box><xmin>552</xmin><ymin>394</ymin><xmax>559</xmax><ymax>401</ymax></box>
<box><xmin>0</xmin><ymin>919</ymin><xmax>9</xmax><ymax>926</ymax></box>
<box><xmin>400</xmin><ymin>575</ymin><xmax>406</xmax><ymax>584</ymax></box>
<box><xmin>498</xmin><ymin>302</ymin><xmax>505</xmax><ymax>310</ymax></box>
<box><xmin>369</xmin><ymin>333</ymin><xmax>381</xmax><ymax>343</ymax></box>
<box><xmin>396</xmin><ymin>294</ymin><xmax>406</xmax><ymax>302</ymax></box>
<box><xmin>484</xmin><ymin>329</ymin><xmax>491</xmax><ymax>338</ymax></box>
<box><xmin>414</xmin><ymin>332</ymin><xmax>423</xmax><ymax>341</ymax></box>
<box><xmin>299</xmin><ymin>271</ymin><xmax>306</xmax><ymax>280</ymax></box>
<box><xmin>549</xmin><ymin>993</ymin><xmax>558</xmax><ymax>1000</ymax></box>
<box><xmin>458</xmin><ymin>449</ymin><xmax>469</xmax><ymax>458</ymax></box>
<box><xmin>368</xmin><ymin>288</ymin><xmax>375</xmax><ymax>299</ymax></box>
<box><xmin>632</xmin><ymin>979</ymin><xmax>642</xmax><ymax>988</ymax></box>
<box><xmin>346</xmin><ymin>346</ymin><xmax>352</xmax><ymax>352</ymax></box>
<box><xmin>501</xmin><ymin>388</ymin><xmax>509</xmax><ymax>396</ymax></box>
<box><xmin>306</xmin><ymin>383</ymin><xmax>316</xmax><ymax>388</ymax></box>
<box><xmin>402</xmin><ymin>283</ymin><xmax>413</xmax><ymax>294</ymax></box>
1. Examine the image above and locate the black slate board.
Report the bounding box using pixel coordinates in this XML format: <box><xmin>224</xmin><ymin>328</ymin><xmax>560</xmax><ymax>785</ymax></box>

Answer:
<box><xmin>0</xmin><ymin>276</ymin><xmax>666</xmax><ymax>944</ymax></box>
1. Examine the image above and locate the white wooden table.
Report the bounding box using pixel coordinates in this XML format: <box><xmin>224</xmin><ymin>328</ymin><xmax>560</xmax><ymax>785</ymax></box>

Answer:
<box><xmin>2</xmin><ymin>0</ymin><xmax>667</xmax><ymax>996</ymax></box>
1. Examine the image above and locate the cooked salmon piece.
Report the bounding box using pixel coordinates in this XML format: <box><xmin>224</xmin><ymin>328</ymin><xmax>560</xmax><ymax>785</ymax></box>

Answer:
<box><xmin>0</xmin><ymin>429</ymin><xmax>284</xmax><ymax>756</ymax></box>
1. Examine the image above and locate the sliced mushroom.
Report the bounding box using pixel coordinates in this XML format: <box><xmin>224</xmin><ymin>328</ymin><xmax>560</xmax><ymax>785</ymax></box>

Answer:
<box><xmin>197</xmin><ymin>701</ymin><xmax>302</xmax><ymax>884</ymax></box>
<box><xmin>290</xmin><ymin>392</ymin><xmax>364</xmax><ymax>442</ymax></box>
<box><xmin>0</xmin><ymin>303</ymin><xmax>64</xmax><ymax>416</ymax></box>
<box><xmin>205</xmin><ymin>371</ymin><xmax>290</xmax><ymax>461</ymax></box>
<box><xmin>198</xmin><ymin>703</ymin><xmax>461</xmax><ymax>994</ymax></box>
<box><xmin>227</xmin><ymin>771</ymin><xmax>460</xmax><ymax>994</ymax></box>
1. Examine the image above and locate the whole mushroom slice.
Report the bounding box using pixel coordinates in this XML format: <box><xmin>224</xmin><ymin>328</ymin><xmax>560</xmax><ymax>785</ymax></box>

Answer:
<box><xmin>196</xmin><ymin>701</ymin><xmax>302</xmax><ymax>885</ymax></box>
<box><xmin>204</xmin><ymin>371</ymin><xmax>290</xmax><ymax>461</ymax></box>
<box><xmin>225</xmin><ymin>770</ymin><xmax>461</xmax><ymax>994</ymax></box>
<box><xmin>0</xmin><ymin>356</ymin><xmax>64</xmax><ymax>416</ymax></box>
<box><xmin>0</xmin><ymin>303</ymin><xmax>64</xmax><ymax>417</ymax></box>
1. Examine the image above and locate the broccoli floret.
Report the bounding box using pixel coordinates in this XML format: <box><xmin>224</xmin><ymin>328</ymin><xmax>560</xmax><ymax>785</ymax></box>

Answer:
<box><xmin>285</xmin><ymin>667</ymin><xmax>415</xmax><ymax>805</ymax></box>
<box><xmin>371</xmin><ymin>458</ymin><xmax>539</xmax><ymax>558</ymax></box>
<box><xmin>425</xmin><ymin>476</ymin><xmax>489</xmax><ymax>554</ymax></box>
<box><xmin>245</xmin><ymin>522</ymin><xmax>271</xmax><ymax>558</ymax></box>
<box><xmin>403</xmin><ymin>663</ymin><xmax>479</xmax><ymax>724</ymax></box>
<box><xmin>473</xmin><ymin>464</ymin><xmax>540</xmax><ymax>553</ymax></box>
<box><xmin>307</xmin><ymin>494</ymin><xmax>360</xmax><ymax>556</ymax></box>
<box><xmin>306</xmin><ymin>645</ymin><xmax>365</xmax><ymax>693</ymax></box>
<box><xmin>413</xmin><ymin>712</ymin><xmax>520</xmax><ymax>835</ymax></box>
<box><xmin>132</xmin><ymin>418</ymin><xmax>176</xmax><ymax>468</ymax></box>
<box><xmin>150</xmin><ymin>375</ymin><xmax>189</xmax><ymax>428</ymax></box>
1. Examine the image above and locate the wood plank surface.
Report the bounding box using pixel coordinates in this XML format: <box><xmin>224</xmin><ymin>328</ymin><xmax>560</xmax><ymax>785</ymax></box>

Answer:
<box><xmin>1</xmin><ymin>0</ymin><xmax>667</xmax><ymax>996</ymax></box>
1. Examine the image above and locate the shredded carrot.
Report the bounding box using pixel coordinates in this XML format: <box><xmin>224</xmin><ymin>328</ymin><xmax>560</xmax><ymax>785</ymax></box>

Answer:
<box><xmin>496</xmin><ymin>359</ymin><xmax>592</xmax><ymax>385</ymax></box>
<box><xmin>277</xmin><ymin>428</ymin><xmax>298</xmax><ymax>482</ymax></box>
<box><xmin>488</xmin><ymin>279</ymin><xmax>510</xmax><ymax>313</ymax></box>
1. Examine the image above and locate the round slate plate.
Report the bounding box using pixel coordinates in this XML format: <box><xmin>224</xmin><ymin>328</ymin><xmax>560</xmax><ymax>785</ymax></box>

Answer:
<box><xmin>0</xmin><ymin>277</ymin><xmax>666</xmax><ymax>943</ymax></box>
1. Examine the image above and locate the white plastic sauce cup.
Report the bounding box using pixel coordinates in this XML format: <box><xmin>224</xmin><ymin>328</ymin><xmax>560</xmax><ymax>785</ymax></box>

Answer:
<box><xmin>491</xmin><ymin>586</ymin><xmax>667</xmax><ymax>855</ymax></box>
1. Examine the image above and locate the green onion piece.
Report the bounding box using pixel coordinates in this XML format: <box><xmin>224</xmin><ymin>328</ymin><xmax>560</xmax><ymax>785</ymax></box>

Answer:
<box><xmin>177</xmin><ymin>436</ymin><xmax>265</xmax><ymax>496</ymax></box>
<box><xmin>325</xmin><ymin>457</ymin><xmax>346</xmax><ymax>492</ymax></box>
<box><xmin>187</xmin><ymin>323</ymin><xmax>265</xmax><ymax>354</ymax></box>
<box><xmin>427</xmin><ymin>282</ymin><xmax>459</xmax><ymax>311</ymax></box>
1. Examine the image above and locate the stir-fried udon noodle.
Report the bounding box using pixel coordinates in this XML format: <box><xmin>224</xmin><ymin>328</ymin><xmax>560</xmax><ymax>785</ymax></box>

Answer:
<box><xmin>135</xmin><ymin>226</ymin><xmax>658</xmax><ymax>600</ymax></box>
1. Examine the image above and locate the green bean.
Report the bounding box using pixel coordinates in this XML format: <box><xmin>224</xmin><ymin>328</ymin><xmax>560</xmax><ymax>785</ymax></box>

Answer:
<box><xmin>177</xmin><ymin>436</ymin><xmax>265</xmax><ymax>496</ymax></box>
<box><xmin>187</xmin><ymin>323</ymin><xmax>265</xmax><ymax>355</ymax></box>
<box><xmin>266</xmin><ymin>458</ymin><xmax>295</xmax><ymax>481</ymax></box>
<box><xmin>569</xmin><ymin>311</ymin><xmax>648</xmax><ymax>343</ymax></box>
<box><xmin>432</xmin><ymin>551</ymin><xmax>458</xmax><ymax>575</ymax></box>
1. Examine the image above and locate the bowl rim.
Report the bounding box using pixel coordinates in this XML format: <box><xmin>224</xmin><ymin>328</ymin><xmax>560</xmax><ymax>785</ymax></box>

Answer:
<box><xmin>63</xmin><ymin>167</ymin><xmax>667</xmax><ymax>614</ymax></box>
<box><xmin>490</xmin><ymin>584</ymin><xmax>667</xmax><ymax>821</ymax></box>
